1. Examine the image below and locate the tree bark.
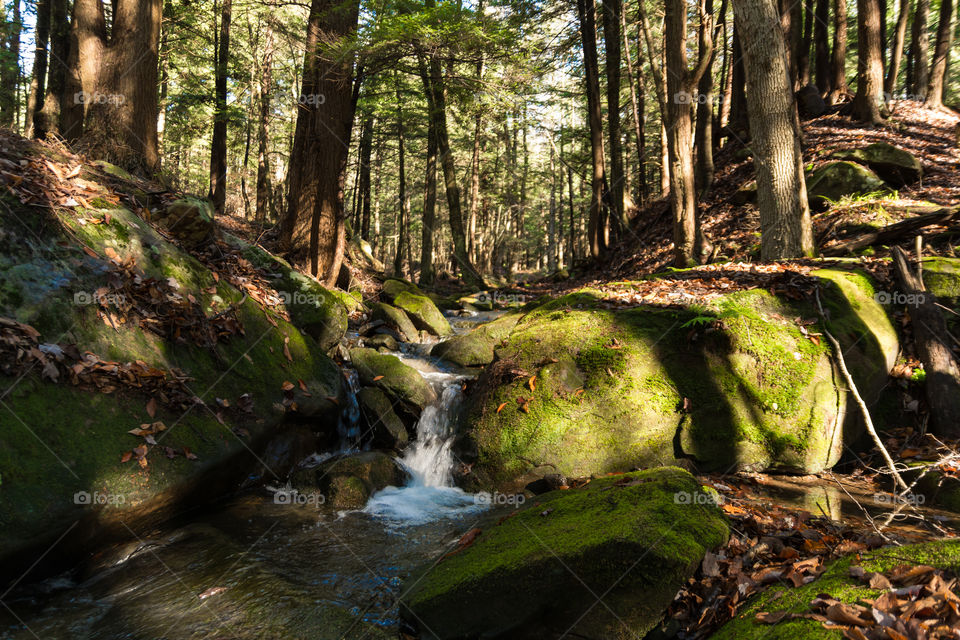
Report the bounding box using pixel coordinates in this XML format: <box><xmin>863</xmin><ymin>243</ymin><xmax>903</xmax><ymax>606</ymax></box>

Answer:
<box><xmin>733</xmin><ymin>0</ymin><xmax>814</xmax><ymax>259</ymax></box>
<box><xmin>799</xmin><ymin>0</ymin><xmax>814</xmax><ymax>85</ymax></box>
<box><xmin>394</xmin><ymin>81</ymin><xmax>407</xmax><ymax>278</ymax></box>
<box><xmin>602</xmin><ymin>0</ymin><xmax>626</xmax><ymax>232</ymax></box>
<box><xmin>852</xmin><ymin>0</ymin><xmax>885</xmax><ymax>123</ymax></box>
<box><xmin>814</xmin><ymin>0</ymin><xmax>832</xmax><ymax>94</ymax></box>
<box><xmin>208</xmin><ymin>0</ymin><xmax>232</xmax><ymax>213</ymax></box>
<box><xmin>924</xmin><ymin>0</ymin><xmax>952</xmax><ymax>108</ymax></box>
<box><xmin>0</xmin><ymin>0</ymin><xmax>21</xmax><ymax>127</ymax></box>
<box><xmin>255</xmin><ymin>19</ymin><xmax>274</xmax><ymax>223</ymax></box>
<box><xmin>577</xmin><ymin>0</ymin><xmax>607</xmax><ymax>260</ymax></box>
<box><xmin>828</xmin><ymin>0</ymin><xmax>849</xmax><ymax>104</ymax></box>
<box><xmin>623</xmin><ymin>15</ymin><xmax>646</xmax><ymax>206</ymax></box>
<box><xmin>356</xmin><ymin>114</ymin><xmax>374</xmax><ymax>242</ymax></box>
<box><xmin>885</xmin><ymin>0</ymin><xmax>912</xmax><ymax>96</ymax></box>
<box><xmin>25</xmin><ymin>0</ymin><xmax>52</xmax><ymax>138</ymax></box>
<box><xmin>695</xmin><ymin>0</ymin><xmax>719</xmax><ymax>197</ymax></box>
<box><xmin>729</xmin><ymin>24</ymin><xmax>749</xmax><ymax>133</ymax></box>
<box><xmin>910</xmin><ymin>0</ymin><xmax>930</xmax><ymax>97</ymax></box>
<box><xmin>419</xmin><ymin>59</ymin><xmax>439</xmax><ymax>286</ymax></box>
<box><xmin>279</xmin><ymin>0</ymin><xmax>360</xmax><ymax>285</ymax></box>
<box><xmin>41</xmin><ymin>0</ymin><xmax>68</xmax><ymax>137</ymax></box>
<box><xmin>62</xmin><ymin>0</ymin><xmax>162</xmax><ymax>174</ymax></box>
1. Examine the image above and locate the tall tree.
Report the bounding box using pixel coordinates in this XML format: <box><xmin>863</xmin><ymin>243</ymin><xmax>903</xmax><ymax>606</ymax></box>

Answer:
<box><xmin>208</xmin><ymin>0</ymin><xmax>233</xmax><ymax>213</ymax></box>
<box><xmin>814</xmin><ymin>0</ymin><xmax>831</xmax><ymax>93</ymax></box>
<box><xmin>40</xmin><ymin>0</ymin><xmax>68</xmax><ymax>138</ymax></box>
<box><xmin>910</xmin><ymin>0</ymin><xmax>930</xmax><ymax>97</ymax></box>
<box><xmin>418</xmin><ymin>58</ymin><xmax>439</xmax><ymax>286</ymax></box>
<box><xmin>827</xmin><ymin>0</ymin><xmax>848</xmax><ymax>104</ymax></box>
<box><xmin>356</xmin><ymin>114</ymin><xmax>374</xmax><ymax>241</ymax></box>
<box><xmin>61</xmin><ymin>0</ymin><xmax>163</xmax><ymax>173</ymax></box>
<box><xmin>25</xmin><ymin>0</ymin><xmax>52</xmax><ymax>138</ymax></box>
<box><xmin>602</xmin><ymin>0</ymin><xmax>626</xmax><ymax>232</ymax></box>
<box><xmin>394</xmin><ymin>80</ymin><xmax>408</xmax><ymax>278</ymax></box>
<box><xmin>280</xmin><ymin>0</ymin><xmax>361</xmax><ymax>284</ymax></box>
<box><xmin>576</xmin><ymin>0</ymin><xmax>607</xmax><ymax>259</ymax></box>
<box><xmin>885</xmin><ymin>0</ymin><xmax>912</xmax><ymax>96</ymax></box>
<box><xmin>664</xmin><ymin>0</ymin><xmax>713</xmax><ymax>266</ymax></box>
<box><xmin>732</xmin><ymin>0</ymin><xmax>813</xmax><ymax>259</ymax></box>
<box><xmin>852</xmin><ymin>0</ymin><xmax>885</xmax><ymax>123</ymax></box>
<box><xmin>695</xmin><ymin>0</ymin><xmax>721</xmax><ymax>196</ymax></box>
<box><xmin>798</xmin><ymin>0</ymin><xmax>814</xmax><ymax>85</ymax></box>
<box><xmin>924</xmin><ymin>0</ymin><xmax>953</xmax><ymax>108</ymax></box>
<box><xmin>255</xmin><ymin>18</ymin><xmax>275</xmax><ymax>222</ymax></box>
<box><xmin>0</xmin><ymin>0</ymin><xmax>21</xmax><ymax>127</ymax></box>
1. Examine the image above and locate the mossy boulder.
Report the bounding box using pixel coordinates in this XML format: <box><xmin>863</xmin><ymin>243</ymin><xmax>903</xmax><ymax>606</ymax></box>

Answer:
<box><xmin>223</xmin><ymin>234</ymin><xmax>348</xmax><ymax>352</ymax></box>
<box><xmin>710</xmin><ymin>539</ymin><xmax>960</xmax><ymax>640</ymax></box>
<box><xmin>364</xmin><ymin>332</ymin><xmax>400</xmax><ymax>352</ymax></box>
<box><xmin>381</xmin><ymin>278</ymin><xmax>422</xmax><ymax>302</ymax></box>
<box><xmin>151</xmin><ymin>196</ymin><xmax>216</xmax><ymax>247</ymax></box>
<box><xmin>806</xmin><ymin>161</ymin><xmax>892</xmax><ymax>207</ymax></box>
<box><xmin>923</xmin><ymin>256</ymin><xmax>960</xmax><ymax>314</ymax></box>
<box><xmin>831</xmin><ymin>142</ymin><xmax>923</xmax><ymax>187</ymax></box>
<box><xmin>393</xmin><ymin>290</ymin><xmax>453</xmax><ymax>337</ymax></box>
<box><xmin>358</xmin><ymin>386</ymin><xmax>409</xmax><ymax>450</ymax></box>
<box><xmin>348</xmin><ymin>347</ymin><xmax>437</xmax><ymax>414</ymax></box>
<box><xmin>0</xmin><ymin>167</ymin><xmax>343</xmax><ymax>575</ymax></box>
<box><xmin>371</xmin><ymin>302</ymin><xmax>419</xmax><ymax>342</ymax></box>
<box><xmin>458</xmin><ymin>292</ymin><xmax>494</xmax><ymax>311</ymax></box>
<box><xmin>291</xmin><ymin>451</ymin><xmax>408</xmax><ymax>509</ymax></box>
<box><xmin>458</xmin><ymin>269</ymin><xmax>898</xmax><ymax>489</ymax></box>
<box><xmin>400</xmin><ymin>467</ymin><xmax>729</xmax><ymax>639</ymax></box>
<box><xmin>431</xmin><ymin>312</ymin><xmax>522</xmax><ymax>367</ymax></box>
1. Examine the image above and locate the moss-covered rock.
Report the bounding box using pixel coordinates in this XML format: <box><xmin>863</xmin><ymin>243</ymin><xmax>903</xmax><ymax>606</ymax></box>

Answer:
<box><xmin>806</xmin><ymin>161</ymin><xmax>893</xmax><ymax>207</ymax></box>
<box><xmin>151</xmin><ymin>196</ymin><xmax>216</xmax><ymax>247</ymax></box>
<box><xmin>0</xmin><ymin>153</ymin><xmax>344</xmax><ymax>574</ymax></box>
<box><xmin>431</xmin><ymin>312</ymin><xmax>522</xmax><ymax>367</ymax></box>
<box><xmin>291</xmin><ymin>451</ymin><xmax>407</xmax><ymax>509</ymax></box>
<box><xmin>923</xmin><ymin>257</ymin><xmax>960</xmax><ymax>331</ymax></box>
<box><xmin>358</xmin><ymin>386</ymin><xmax>409</xmax><ymax>450</ymax></box>
<box><xmin>381</xmin><ymin>278</ymin><xmax>422</xmax><ymax>302</ymax></box>
<box><xmin>709</xmin><ymin>539</ymin><xmax>960</xmax><ymax>640</ymax></box>
<box><xmin>458</xmin><ymin>269</ymin><xmax>898</xmax><ymax>489</ymax></box>
<box><xmin>364</xmin><ymin>332</ymin><xmax>399</xmax><ymax>352</ymax></box>
<box><xmin>400</xmin><ymin>467</ymin><xmax>729</xmax><ymax>639</ymax></box>
<box><xmin>393</xmin><ymin>290</ymin><xmax>453</xmax><ymax>337</ymax></box>
<box><xmin>830</xmin><ymin>142</ymin><xmax>923</xmax><ymax>187</ymax></box>
<box><xmin>348</xmin><ymin>347</ymin><xmax>437</xmax><ymax>414</ymax></box>
<box><xmin>370</xmin><ymin>302</ymin><xmax>419</xmax><ymax>342</ymax></box>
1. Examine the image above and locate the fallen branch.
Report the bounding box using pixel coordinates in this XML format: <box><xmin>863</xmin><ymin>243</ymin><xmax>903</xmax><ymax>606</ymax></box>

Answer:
<box><xmin>821</xmin><ymin>206</ymin><xmax>960</xmax><ymax>256</ymax></box>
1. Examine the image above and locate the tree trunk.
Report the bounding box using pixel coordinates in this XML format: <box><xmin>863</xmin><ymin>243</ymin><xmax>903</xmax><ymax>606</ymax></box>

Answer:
<box><xmin>924</xmin><ymin>0</ymin><xmax>953</xmax><ymax>108</ymax></box>
<box><xmin>623</xmin><ymin>14</ymin><xmax>646</xmax><ymax>206</ymax></box>
<box><xmin>62</xmin><ymin>0</ymin><xmax>162</xmax><ymax>174</ymax></box>
<box><xmin>733</xmin><ymin>0</ymin><xmax>814</xmax><ymax>259</ymax></box>
<box><xmin>799</xmin><ymin>0</ymin><xmax>814</xmax><ymax>85</ymax></box>
<box><xmin>577</xmin><ymin>0</ymin><xmax>607</xmax><ymax>260</ymax></box>
<box><xmin>0</xmin><ymin>0</ymin><xmax>21</xmax><ymax>127</ymax></box>
<box><xmin>394</xmin><ymin>80</ymin><xmax>407</xmax><ymax>278</ymax></box>
<box><xmin>280</xmin><ymin>0</ymin><xmax>360</xmax><ymax>285</ymax></box>
<box><xmin>828</xmin><ymin>0</ymin><xmax>849</xmax><ymax>104</ymax></box>
<box><xmin>208</xmin><ymin>0</ymin><xmax>232</xmax><ymax>213</ymax></box>
<box><xmin>729</xmin><ymin>24</ymin><xmax>749</xmax><ymax>133</ymax></box>
<box><xmin>466</xmin><ymin>0</ymin><xmax>486</xmax><ymax>266</ymax></box>
<box><xmin>814</xmin><ymin>0</ymin><xmax>832</xmax><ymax>93</ymax></box>
<box><xmin>911</xmin><ymin>0</ymin><xmax>930</xmax><ymax>97</ymax></box>
<box><xmin>695</xmin><ymin>0</ymin><xmax>717</xmax><ymax>197</ymax></box>
<box><xmin>548</xmin><ymin>142</ymin><xmax>557</xmax><ymax>273</ymax></box>
<box><xmin>41</xmin><ymin>0</ymin><xmax>68</xmax><ymax>137</ymax></box>
<box><xmin>25</xmin><ymin>0</ymin><xmax>52</xmax><ymax>138</ymax></box>
<box><xmin>419</xmin><ymin>61</ymin><xmax>439</xmax><ymax>286</ymax></box>
<box><xmin>665</xmin><ymin>0</ymin><xmax>713</xmax><ymax>266</ymax></box>
<box><xmin>357</xmin><ymin>114</ymin><xmax>374</xmax><ymax>242</ymax></box>
<box><xmin>885</xmin><ymin>0</ymin><xmax>912</xmax><ymax>96</ymax></box>
<box><xmin>255</xmin><ymin>19</ymin><xmax>274</xmax><ymax>223</ymax></box>
<box><xmin>852</xmin><ymin>0</ymin><xmax>885</xmax><ymax>123</ymax></box>
<box><xmin>602</xmin><ymin>0</ymin><xmax>626</xmax><ymax>232</ymax></box>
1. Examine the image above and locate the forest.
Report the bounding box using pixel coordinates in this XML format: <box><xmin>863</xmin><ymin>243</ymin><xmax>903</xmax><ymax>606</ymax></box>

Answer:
<box><xmin>1</xmin><ymin>0</ymin><xmax>960</xmax><ymax>638</ymax></box>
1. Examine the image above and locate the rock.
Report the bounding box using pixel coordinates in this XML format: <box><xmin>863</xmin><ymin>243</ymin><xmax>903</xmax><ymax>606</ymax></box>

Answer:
<box><xmin>732</xmin><ymin>181</ymin><xmax>758</xmax><ymax>205</ymax></box>
<box><xmin>796</xmin><ymin>83</ymin><xmax>826</xmax><ymax>118</ymax></box>
<box><xmin>458</xmin><ymin>271</ymin><xmax>899</xmax><ymax>489</ymax></box>
<box><xmin>830</xmin><ymin>141</ymin><xmax>923</xmax><ymax>187</ymax></box>
<box><xmin>431</xmin><ymin>313</ymin><xmax>522</xmax><ymax>367</ymax></box>
<box><xmin>370</xmin><ymin>302</ymin><xmax>419</xmax><ymax>342</ymax></box>
<box><xmin>923</xmin><ymin>257</ymin><xmax>960</xmax><ymax>323</ymax></box>
<box><xmin>152</xmin><ymin>196</ymin><xmax>216</xmax><ymax>247</ymax></box>
<box><xmin>806</xmin><ymin>161</ymin><xmax>892</xmax><ymax>207</ymax></box>
<box><xmin>291</xmin><ymin>451</ymin><xmax>408</xmax><ymax>509</ymax></box>
<box><xmin>710</xmin><ymin>539</ymin><xmax>960</xmax><ymax>640</ymax></box>
<box><xmin>400</xmin><ymin>468</ymin><xmax>729</xmax><ymax>639</ymax></box>
<box><xmin>254</xmin><ymin>426</ymin><xmax>318</xmax><ymax>482</ymax></box>
<box><xmin>348</xmin><ymin>347</ymin><xmax>437</xmax><ymax>414</ymax></box>
<box><xmin>458</xmin><ymin>292</ymin><xmax>494</xmax><ymax>311</ymax></box>
<box><xmin>381</xmin><ymin>278</ymin><xmax>422</xmax><ymax>302</ymax></box>
<box><xmin>348</xmin><ymin>236</ymin><xmax>384</xmax><ymax>273</ymax></box>
<box><xmin>393</xmin><ymin>290</ymin><xmax>453</xmax><ymax>337</ymax></box>
<box><xmin>550</xmin><ymin>267</ymin><xmax>570</xmax><ymax>282</ymax></box>
<box><xmin>364</xmin><ymin>333</ymin><xmax>399</xmax><ymax>352</ymax></box>
<box><xmin>358</xmin><ymin>387</ymin><xmax>409</xmax><ymax>450</ymax></box>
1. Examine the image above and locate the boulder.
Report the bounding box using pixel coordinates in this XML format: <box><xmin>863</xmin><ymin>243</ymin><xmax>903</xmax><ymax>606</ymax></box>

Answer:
<box><xmin>806</xmin><ymin>161</ymin><xmax>892</xmax><ymax>207</ymax></box>
<box><xmin>796</xmin><ymin>83</ymin><xmax>827</xmax><ymax>118</ymax></box>
<box><xmin>371</xmin><ymin>302</ymin><xmax>419</xmax><ymax>342</ymax></box>
<box><xmin>400</xmin><ymin>467</ymin><xmax>729</xmax><ymax>639</ymax></box>
<box><xmin>710</xmin><ymin>539</ymin><xmax>960</xmax><ymax>640</ymax></box>
<box><xmin>830</xmin><ymin>142</ymin><xmax>923</xmax><ymax>187</ymax></box>
<box><xmin>358</xmin><ymin>386</ymin><xmax>409</xmax><ymax>450</ymax></box>
<box><xmin>348</xmin><ymin>347</ymin><xmax>437</xmax><ymax>414</ymax></box>
<box><xmin>431</xmin><ymin>312</ymin><xmax>522</xmax><ymax>367</ymax></box>
<box><xmin>364</xmin><ymin>333</ymin><xmax>399</xmax><ymax>352</ymax></box>
<box><xmin>152</xmin><ymin>196</ymin><xmax>216</xmax><ymax>247</ymax></box>
<box><xmin>381</xmin><ymin>278</ymin><xmax>422</xmax><ymax>302</ymax></box>
<box><xmin>457</xmin><ymin>269</ymin><xmax>899</xmax><ymax>490</ymax></box>
<box><xmin>291</xmin><ymin>451</ymin><xmax>408</xmax><ymax>509</ymax></box>
<box><xmin>393</xmin><ymin>290</ymin><xmax>453</xmax><ymax>337</ymax></box>
<box><xmin>732</xmin><ymin>181</ymin><xmax>758</xmax><ymax>205</ymax></box>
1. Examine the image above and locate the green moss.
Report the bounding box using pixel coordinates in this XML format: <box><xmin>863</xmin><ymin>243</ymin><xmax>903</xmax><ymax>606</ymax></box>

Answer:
<box><xmin>348</xmin><ymin>347</ymin><xmax>437</xmax><ymax>411</ymax></box>
<box><xmin>393</xmin><ymin>290</ymin><xmax>453</xmax><ymax>336</ymax></box>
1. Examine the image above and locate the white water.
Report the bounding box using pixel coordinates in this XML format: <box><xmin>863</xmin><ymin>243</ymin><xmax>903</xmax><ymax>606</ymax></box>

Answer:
<box><xmin>364</xmin><ymin>370</ymin><xmax>485</xmax><ymax>525</ymax></box>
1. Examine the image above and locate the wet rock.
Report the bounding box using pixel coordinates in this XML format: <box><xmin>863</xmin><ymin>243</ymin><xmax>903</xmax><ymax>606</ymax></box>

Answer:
<box><xmin>364</xmin><ymin>333</ymin><xmax>399</xmax><ymax>352</ymax></box>
<box><xmin>393</xmin><ymin>290</ymin><xmax>453</xmax><ymax>337</ymax></box>
<box><xmin>431</xmin><ymin>312</ymin><xmax>522</xmax><ymax>367</ymax></box>
<box><xmin>400</xmin><ymin>468</ymin><xmax>729</xmax><ymax>639</ymax></box>
<box><xmin>371</xmin><ymin>302</ymin><xmax>419</xmax><ymax>342</ymax></box>
<box><xmin>806</xmin><ymin>161</ymin><xmax>892</xmax><ymax>207</ymax></box>
<box><xmin>358</xmin><ymin>386</ymin><xmax>409</xmax><ymax>450</ymax></box>
<box><xmin>830</xmin><ymin>141</ymin><xmax>923</xmax><ymax>187</ymax></box>
<box><xmin>257</xmin><ymin>426</ymin><xmax>319</xmax><ymax>481</ymax></box>
<box><xmin>291</xmin><ymin>451</ymin><xmax>408</xmax><ymax>509</ymax></box>
<box><xmin>348</xmin><ymin>347</ymin><xmax>437</xmax><ymax>414</ymax></box>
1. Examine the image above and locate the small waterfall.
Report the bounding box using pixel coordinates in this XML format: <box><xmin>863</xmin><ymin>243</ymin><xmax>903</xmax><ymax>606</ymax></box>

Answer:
<box><xmin>337</xmin><ymin>368</ymin><xmax>362</xmax><ymax>450</ymax></box>
<box><xmin>400</xmin><ymin>385</ymin><xmax>462</xmax><ymax>487</ymax></box>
